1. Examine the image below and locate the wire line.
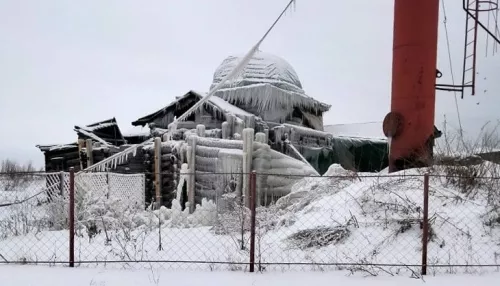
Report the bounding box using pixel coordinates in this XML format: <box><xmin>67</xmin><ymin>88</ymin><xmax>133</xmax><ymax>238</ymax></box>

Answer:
<box><xmin>441</xmin><ymin>0</ymin><xmax>464</xmax><ymax>137</ymax></box>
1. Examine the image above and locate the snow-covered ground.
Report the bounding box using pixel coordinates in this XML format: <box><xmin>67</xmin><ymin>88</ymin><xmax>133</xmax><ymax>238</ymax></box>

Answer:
<box><xmin>1</xmin><ymin>265</ymin><xmax>500</xmax><ymax>286</ymax></box>
<box><xmin>1</xmin><ymin>164</ymin><xmax>500</xmax><ymax>276</ymax></box>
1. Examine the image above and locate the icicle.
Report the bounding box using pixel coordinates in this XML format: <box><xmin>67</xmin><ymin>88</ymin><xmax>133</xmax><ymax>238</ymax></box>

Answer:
<box><xmin>176</xmin><ymin>164</ymin><xmax>189</xmax><ymax>201</ymax></box>
<box><xmin>171</xmin><ymin>0</ymin><xmax>296</xmax><ymax>130</ymax></box>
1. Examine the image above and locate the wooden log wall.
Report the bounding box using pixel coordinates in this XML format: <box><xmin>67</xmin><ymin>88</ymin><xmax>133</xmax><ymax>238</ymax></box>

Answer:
<box><xmin>44</xmin><ymin>147</ymin><xmax>82</xmax><ymax>172</ymax></box>
<box><xmin>143</xmin><ymin>142</ymin><xmax>181</xmax><ymax>208</ymax></box>
<box><xmin>281</xmin><ymin>124</ymin><xmax>333</xmax><ymax>148</ymax></box>
<box><xmin>172</xmin><ymin>128</ymin><xmax>223</xmax><ymax>140</ymax></box>
<box><xmin>189</xmin><ymin>133</ymin><xmax>247</xmax><ymax>211</ymax></box>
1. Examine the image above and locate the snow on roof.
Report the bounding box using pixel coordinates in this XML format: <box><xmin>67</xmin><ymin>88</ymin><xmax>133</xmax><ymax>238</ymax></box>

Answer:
<box><xmin>84</xmin><ymin>122</ymin><xmax>117</xmax><ymax>132</ymax></box>
<box><xmin>83</xmin><ymin>118</ymin><xmax>119</xmax><ymax>131</ymax></box>
<box><xmin>74</xmin><ymin>128</ymin><xmax>111</xmax><ymax>146</ymax></box>
<box><xmin>74</xmin><ymin>117</ymin><xmax>126</xmax><ymax>146</ymax></box>
<box><xmin>210</xmin><ymin>51</ymin><xmax>330</xmax><ymax>113</ymax></box>
<box><xmin>324</xmin><ymin>122</ymin><xmax>386</xmax><ymax>140</ymax></box>
<box><xmin>132</xmin><ymin>90</ymin><xmax>255</xmax><ymax>127</ymax></box>
<box><xmin>211</xmin><ymin>50</ymin><xmax>304</xmax><ymax>92</ymax></box>
<box><xmin>35</xmin><ymin>143</ymin><xmax>79</xmax><ymax>152</ymax></box>
<box><xmin>214</xmin><ymin>83</ymin><xmax>330</xmax><ymax>114</ymax></box>
<box><xmin>192</xmin><ymin>90</ymin><xmax>253</xmax><ymax>117</ymax></box>
<box><xmin>121</xmin><ymin>125</ymin><xmax>151</xmax><ymax>137</ymax></box>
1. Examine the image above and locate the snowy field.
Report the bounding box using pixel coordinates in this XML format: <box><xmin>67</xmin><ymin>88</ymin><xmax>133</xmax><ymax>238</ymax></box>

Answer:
<box><xmin>1</xmin><ymin>265</ymin><xmax>500</xmax><ymax>286</ymax></box>
<box><xmin>1</xmin><ymin>164</ymin><xmax>500</xmax><ymax>276</ymax></box>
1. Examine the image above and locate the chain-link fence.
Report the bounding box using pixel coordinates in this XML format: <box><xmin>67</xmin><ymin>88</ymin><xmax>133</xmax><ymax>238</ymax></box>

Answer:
<box><xmin>426</xmin><ymin>171</ymin><xmax>500</xmax><ymax>275</ymax></box>
<box><xmin>0</xmin><ymin>171</ymin><xmax>146</xmax><ymax>267</ymax></box>
<box><xmin>1</xmin><ymin>168</ymin><xmax>500</xmax><ymax>275</ymax></box>
<box><xmin>0</xmin><ymin>171</ymin><xmax>68</xmax><ymax>265</ymax></box>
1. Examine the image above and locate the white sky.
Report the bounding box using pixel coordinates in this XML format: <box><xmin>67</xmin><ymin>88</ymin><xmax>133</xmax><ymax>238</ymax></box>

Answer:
<box><xmin>1</xmin><ymin>0</ymin><xmax>500</xmax><ymax>167</ymax></box>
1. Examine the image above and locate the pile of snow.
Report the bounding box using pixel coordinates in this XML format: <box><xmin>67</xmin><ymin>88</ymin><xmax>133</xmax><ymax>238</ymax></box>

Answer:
<box><xmin>269</xmin><ymin>164</ymin><xmax>500</xmax><ymax>274</ymax></box>
<box><xmin>1</xmin><ymin>163</ymin><xmax>500</xmax><ymax>275</ymax></box>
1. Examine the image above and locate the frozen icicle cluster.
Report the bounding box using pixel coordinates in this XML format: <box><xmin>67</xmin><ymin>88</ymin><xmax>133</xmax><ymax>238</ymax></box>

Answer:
<box><xmin>282</xmin><ymin>123</ymin><xmax>331</xmax><ymax>140</ymax></box>
<box><xmin>176</xmin><ymin>163</ymin><xmax>189</xmax><ymax>201</ymax></box>
<box><xmin>80</xmin><ymin>138</ymin><xmax>154</xmax><ymax>173</ymax></box>
<box><xmin>216</xmin><ymin>149</ymin><xmax>243</xmax><ymax>200</ymax></box>
<box><xmin>169</xmin><ymin>0</ymin><xmax>298</xmax><ymax>131</ymax></box>
<box><xmin>286</xmin><ymin>140</ymin><xmax>318</xmax><ymax>175</ymax></box>
<box><xmin>82</xmin><ymin>130</ymin><xmax>183</xmax><ymax>174</ymax></box>
<box><xmin>171</xmin><ymin>44</ymin><xmax>260</xmax><ymax>129</ymax></box>
<box><xmin>251</xmin><ymin>140</ymin><xmax>320</xmax><ymax>205</ymax></box>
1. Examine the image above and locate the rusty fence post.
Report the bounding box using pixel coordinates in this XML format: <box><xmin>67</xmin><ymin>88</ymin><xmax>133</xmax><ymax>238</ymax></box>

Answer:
<box><xmin>421</xmin><ymin>173</ymin><xmax>430</xmax><ymax>275</ymax></box>
<box><xmin>69</xmin><ymin>167</ymin><xmax>75</xmax><ymax>268</ymax></box>
<box><xmin>249</xmin><ymin>170</ymin><xmax>257</xmax><ymax>273</ymax></box>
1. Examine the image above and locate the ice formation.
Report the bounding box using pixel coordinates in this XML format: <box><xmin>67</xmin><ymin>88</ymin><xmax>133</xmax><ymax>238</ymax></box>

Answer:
<box><xmin>80</xmin><ymin>138</ymin><xmax>154</xmax><ymax>173</ymax></box>
<box><xmin>211</xmin><ymin>51</ymin><xmax>304</xmax><ymax>93</ymax></box>
<box><xmin>171</xmin><ymin>43</ymin><xmax>261</xmax><ymax>127</ymax></box>
<box><xmin>207</xmin><ymin>51</ymin><xmax>330</xmax><ymax>128</ymax></box>
<box><xmin>79</xmin><ymin>0</ymin><xmax>301</xmax><ymax>175</ymax></box>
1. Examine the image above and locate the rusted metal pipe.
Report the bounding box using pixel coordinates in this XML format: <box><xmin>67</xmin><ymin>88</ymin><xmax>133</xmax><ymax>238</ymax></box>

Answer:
<box><xmin>384</xmin><ymin>0</ymin><xmax>440</xmax><ymax>172</ymax></box>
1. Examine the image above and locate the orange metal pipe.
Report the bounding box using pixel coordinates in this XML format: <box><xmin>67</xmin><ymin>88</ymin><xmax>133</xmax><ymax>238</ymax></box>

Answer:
<box><xmin>386</xmin><ymin>0</ymin><xmax>440</xmax><ymax>172</ymax></box>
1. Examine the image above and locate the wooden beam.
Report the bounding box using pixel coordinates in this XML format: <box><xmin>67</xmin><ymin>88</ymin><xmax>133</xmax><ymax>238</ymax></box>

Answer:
<box><xmin>86</xmin><ymin>139</ymin><xmax>93</xmax><ymax>167</ymax></box>
<box><xmin>187</xmin><ymin>136</ymin><xmax>196</xmax><ymax>214</ymax></box>
<box><xmin>77</xmin><ymin>139</ymin><xmax>85</xmax><ymax>170</ymax></box>
<box><xmin>154</xmin><ymin>137</ymin><xmax>162</xmax><ymax>208</ymax></box>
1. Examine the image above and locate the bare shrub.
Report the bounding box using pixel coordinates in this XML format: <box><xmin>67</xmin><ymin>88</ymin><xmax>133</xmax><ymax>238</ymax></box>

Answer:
<box><xmin>0</xmin><ymin>159</ymin><xmax>38</xmax><ymax>192</ymax></box>
<box><xmin>214</xmin><ymin>194</ymin><xmax>251</xmax><ymax>251</ymax></box>
<box><xmin>0</xmin><ymin>159</ymin><xmax>37</xmax><ymax>175</ymax></box>
<box><xmin>287</xmin><ymin>215</ymin><xmax>357</xmax><ymax>250</ymax></box>
<box><xmin>288</xmin><ymin>226</ymin><xmax>351</xmax><ymax>249</ymax></box>
<box><xmin>433</xmin><ymin>120</ymin><xmax>500</xmax><ymax>195</ymax></box>
<box><xmin>433</xmin><ymin>120</ymin><xmax>500</xmax><ymax>229</ymax></box>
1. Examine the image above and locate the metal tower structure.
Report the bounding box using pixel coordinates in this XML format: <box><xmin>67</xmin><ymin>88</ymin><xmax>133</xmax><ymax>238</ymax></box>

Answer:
<box><xmin>383</xmin><ymin>0</ymin><xmax>500</xmax><ymax>173</ymax></box>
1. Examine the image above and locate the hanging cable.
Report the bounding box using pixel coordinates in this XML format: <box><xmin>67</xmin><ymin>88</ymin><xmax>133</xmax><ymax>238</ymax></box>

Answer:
<box><xmin>487</xmin><ymin>0</ymin><xmax>492</xmax><ymax>56</ymax></box>
<box><xmin>170</xmin><ymin>0</ymin><xmax>298</xmax><ymax>128</ymax></box>
<box><xmin>441</xmin><ymin>0</ymin><xmax>464</xmax><ymax>137</ymax></box>
<box><xmin>82</xmin><ymin>0</ymin><xmax>298</xmax><ymax>173</ymax></box>
<box><xmin>494</xmin><ymin>0</ymin><xmax>500</xmax><ymax>54</ymax></box>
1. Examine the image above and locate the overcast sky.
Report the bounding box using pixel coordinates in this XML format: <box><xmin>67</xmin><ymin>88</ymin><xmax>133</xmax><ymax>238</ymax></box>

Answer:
<box><xmin>1</xmin><ymin>0</ymin><xmax>500</xmax><ymax>167</ymax></box>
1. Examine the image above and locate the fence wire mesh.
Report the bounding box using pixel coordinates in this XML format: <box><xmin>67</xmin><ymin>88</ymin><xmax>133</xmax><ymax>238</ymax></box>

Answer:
<box><xmin>426</xmin><ymin>173</ymin><xmax>500</xmax><ymax>275</ymax></box>
<box><xmin>0</xmin><ymin>172</ymin><xmax>68</xmax><ymax>265</ymax></box>
<box><xmin>254</xmin><ymin>172</ymin><xmax>425</xmax><ymax>274</ymax></box>
<box><xmin>1</xmin><ymin>169</ymin><xmax>500</xmax><ymax>275</ymax></box>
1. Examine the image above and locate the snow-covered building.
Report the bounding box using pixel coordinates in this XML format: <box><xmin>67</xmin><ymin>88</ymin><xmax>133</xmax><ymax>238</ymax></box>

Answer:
<box><xmin>37</xmin><ymin>118</ymin><xmax>147</xmax><ymax>172</ymax></box>
<box><xmin>132</xmin><ymin>51</ymin><xmax>331</xmax><ymax>133</ymax></box>
<box><xmin>209</xmin><ymin>51</ymin><xmax>330</xmax><ymax>130</ymax></box>
<box><xmin>36</xmin><ymin>51</ymin><xmax>390</xmax><ymax>208</ymax></box>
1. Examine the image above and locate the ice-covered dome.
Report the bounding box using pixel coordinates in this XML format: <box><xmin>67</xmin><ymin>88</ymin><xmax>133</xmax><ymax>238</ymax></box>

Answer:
<box><xmin>210</xmin><ymin>51</ymin><xmax>304</xmax><ymax>93</ymax></box>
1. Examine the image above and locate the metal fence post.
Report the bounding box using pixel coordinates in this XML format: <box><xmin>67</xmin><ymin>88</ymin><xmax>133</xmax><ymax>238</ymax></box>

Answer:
<box><xmin>249</xmin><ymin>170</ymin><xmax>257</xmax><ymax>273</ymax></box>
<box><xmin>421</xmin><ymin>173</ymin><xmax>430</xmax><ymax>275</ymax></box>
<box><xmin>154</xmin><ymin>137</ymin><xmax>163</xmax><ymax>209</ymax></box>
<box><xmin>69</xmin><ymin>167</ymin><xmax>75</xmax><ymax>268</ymax></box>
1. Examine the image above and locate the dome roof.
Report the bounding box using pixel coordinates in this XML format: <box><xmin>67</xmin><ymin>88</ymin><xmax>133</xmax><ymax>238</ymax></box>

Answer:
<box><xmin>210</xmin><ymin>51</ymin><xmax>304</xmax><ymax>93</ymax></box>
